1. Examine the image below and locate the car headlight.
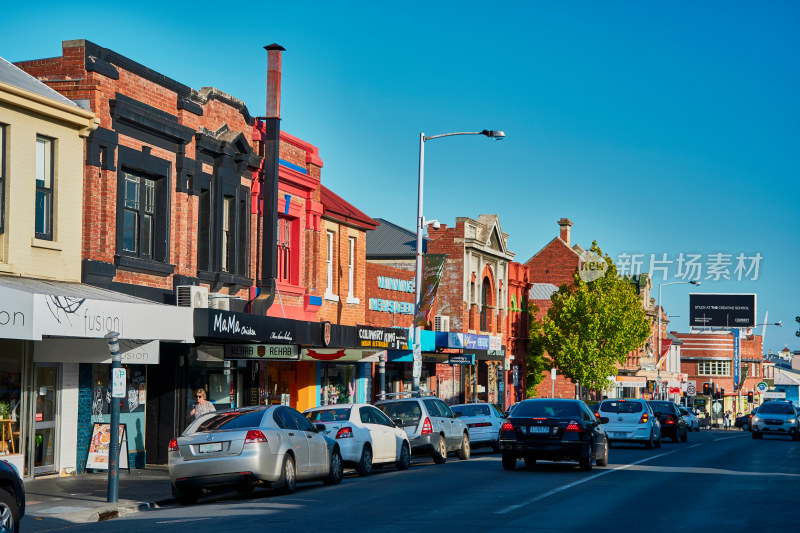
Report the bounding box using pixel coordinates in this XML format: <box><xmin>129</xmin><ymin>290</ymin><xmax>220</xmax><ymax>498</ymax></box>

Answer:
<box><xmin>753</xmin><ymin>417</ymin><xmax>761</xmax><ymax>423</ymax></box>
<box><xmin>787</xmin><ymin>418</ymin><xmax>797</xmax><ymax>424</ymax></box>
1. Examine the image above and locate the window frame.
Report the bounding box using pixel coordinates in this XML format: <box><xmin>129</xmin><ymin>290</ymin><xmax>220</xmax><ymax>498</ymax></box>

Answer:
<box><xmin>35</xmin><ymin>135</ymin><xmax>55</xmax><ymax>241</ymax></box>
<box><xmin>348</xmin><ymin>236</ymin><xmax>355</xmax><ymax>298</ymax></box>
<box><xmin>0</xmin><ymin>124</ymin><xmax>5</xmax><ymax>234</ymax></box>
<box><xmin>325</xmin><ymin>230</ymin><xmax>337</xmax><ymax>300</ymax></box>
<box><xmin>120</xmin><ymin>170</ymin><xmax>157</xmax><ymax>260</ymax></box>
<box><xmin>698</xmin><ymin>360</ymin><xmax>731</xmax><ymax>376</ymax></box>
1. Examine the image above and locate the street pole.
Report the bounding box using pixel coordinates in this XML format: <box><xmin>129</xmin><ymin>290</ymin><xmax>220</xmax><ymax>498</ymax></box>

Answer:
<box><xmin>378</xmin><ymin>352</ymin><xmax>386</xmax><ymax>401</ymax></box>
<box><xmin>105</xmin><ymin>331</ymin><xmax>122</xmax><ymax>503</ymax></box>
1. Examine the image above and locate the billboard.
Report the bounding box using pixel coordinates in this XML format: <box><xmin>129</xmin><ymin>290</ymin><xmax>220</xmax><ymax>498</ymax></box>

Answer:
<box><xmin>689</xmin><ymin>293</ymin><xmax>756</xmax><ymax>328</ymax></box>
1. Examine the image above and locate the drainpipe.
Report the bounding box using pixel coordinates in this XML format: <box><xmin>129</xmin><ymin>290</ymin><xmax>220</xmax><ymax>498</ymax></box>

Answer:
<box><xmin>252</xmin><ymin>44</ymin><xmax>285</xmax><ymax>316</ymax></box>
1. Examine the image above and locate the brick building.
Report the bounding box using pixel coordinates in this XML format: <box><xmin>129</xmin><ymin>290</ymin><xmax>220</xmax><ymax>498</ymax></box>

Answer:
<box><xmin>505</xmin><ymin>262</ymin><xmax>530</xmax><ymax>404</ymax></box>
<box><xmin>673</xmin><ymin>332</ymin><xmax>765</xmax><ymax>418</ymax></box>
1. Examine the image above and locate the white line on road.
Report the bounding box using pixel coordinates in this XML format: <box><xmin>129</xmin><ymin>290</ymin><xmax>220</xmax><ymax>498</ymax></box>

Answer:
<box><xmin>713</xmin><ymin>435</ymin><xmax>747</xmax><ymax>442</ymax></box>
<box><xmin>495</xmin><ymin>450</ymin><xmax>679</xmax><ymax>514</ymax></box>
<box><xmin>155</xmin><ymin>518</ymin><xmax>212</xmax><ymax>524</ymax></box>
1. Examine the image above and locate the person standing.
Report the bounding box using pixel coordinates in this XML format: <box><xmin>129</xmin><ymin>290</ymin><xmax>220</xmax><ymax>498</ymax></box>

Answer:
<box><xmin>190</xmin><ymin>388</ymin><xmax>216</xmax><ymax>421</ymax></box>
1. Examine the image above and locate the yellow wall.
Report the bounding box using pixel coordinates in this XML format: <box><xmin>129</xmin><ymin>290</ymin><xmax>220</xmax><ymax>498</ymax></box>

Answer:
<box><xmin>0</xmin><ymin>81</ymin><xmax>96</xmax><ymax>281</ymax></box>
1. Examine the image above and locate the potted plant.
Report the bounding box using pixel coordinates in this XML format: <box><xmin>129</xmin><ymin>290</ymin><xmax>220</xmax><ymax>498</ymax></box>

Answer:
<box><xmin>0</xmin><ymin>401</ymin><xmax>9</xmax><ymax>419</ymax></box>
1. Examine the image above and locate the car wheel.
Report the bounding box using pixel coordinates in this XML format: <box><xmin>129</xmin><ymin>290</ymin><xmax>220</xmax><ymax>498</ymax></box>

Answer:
<box><xmin>457</xmin><ymin>432</ymin><xmax>470</xmax><ymax>460</ymax></box>
<box><xmin>396</xmin><ymin>442</ymin><xmax>411</xmax><ymax>470</ymax></box>
<box><xmin>742</xmin><ymin>423</ymin><xmax>749</xmax><ymax>432</ymax></box>
<box><xmin>280</xmin><ymin>454</ymin><xmax>297</xmax><ymax>494</ymax></box>
<box><xmin>681</xmin><ymin>429</ymin><xmax>688</xmax><ymax>442</ymax></box>
<box><xmin>501</xmin><ymin>452</ymin><xmax>516</xmax><ymax>470</ymax></box>
<box><xmin>596</xmin><ymin>440</ymin><xmax>609</xmax><ymax>467</ymax></box>
<box><xmin>355</xmin><ymin>445</ymin><xmax>373</xmax><ymax>476</ymax></box>
<box><xmin>0</xmin><ymin>489</ymin><xmax>21</xmax><ymax>531</ymax></box>
<box><xmin>322</xmin><ymin>447</ymin><xmax>343</xmax><ymax>485</ymax></box>
<box><xmin>752</xmin><ymin>431</ymin><xmax>762</xmax><ymax>440</ymax></box>
<box><xmin>645</xmin><ymin>433</ymin><xmax>654</xmax><ymax>449</ymax></box>
<box><xmin>655</xmin><ymin>433</ymin><xmax>662</xmax><ymax>448</ymax></box>
<box><xmin>492</xmin><ymin>438</ymin><xmax>501</xmax><ymax>454</ymax></box>
<box><xmin>432</xmin><ymin>435</ymin><xmax>447</xmax><ymax>464</ymax></box>
<box><xmin>672</xmin><ymin>431</ymin><xmax>680</xmax><ymax>443</ymax></box>
<box><xmin>579</xmin><ymin>444</ymin><xmax>593</xmax><ymax>472</ymax></box>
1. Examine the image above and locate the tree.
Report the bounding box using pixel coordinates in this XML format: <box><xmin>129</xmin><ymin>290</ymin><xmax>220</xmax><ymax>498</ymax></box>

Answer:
<box><xmin>795</xmin><ymin>315</ymin><xmax>800</xmax><ymax>337</ymax></box>
<box><xmin>538</xmin><ymin>241</ymin><xmax>650</xmax><ymax>395</ymax></box>
<box><xmin>526</xmin><ymin>303</ymin><xmax>552</xmax><ymax>397</ymax></box>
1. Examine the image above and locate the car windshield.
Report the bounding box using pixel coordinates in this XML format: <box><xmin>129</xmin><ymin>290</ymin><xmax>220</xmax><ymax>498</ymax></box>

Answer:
<box><xmin>648</xmin><ymin>402</ymin><xmax>675</xmax><ymax>414</ymax></box>
<box><xmin>600</xmin><ymin>400</ymin><xmax>643</xmax><ymax>414</ymax></box>
<box><xmin>513</xmin><ymin>401</ymin><xmax>579</xmax><ymax>418</ymax></box>
<box><xmin>305</xmin><ymin>408</ymin><xmax>351</xmax><ymax>422</ymax></box>
<box><xmin>194</xmin><ymin>409</ymin><xmax>264</xmax><ymax>432</ymax></box>
<box><xmin>377</xmin><ymin>401</ymin><xmax>422</xmax><ymax>426</ymax></box>
<box><xmin>758</xmin><ymin>403</ymin><xmax>795</xmax><ymax>415</ymax></box>
<box><xmin>452</xmin><ymin>404</ymin><xmax>490</xmax><ymax>417</ymax></box>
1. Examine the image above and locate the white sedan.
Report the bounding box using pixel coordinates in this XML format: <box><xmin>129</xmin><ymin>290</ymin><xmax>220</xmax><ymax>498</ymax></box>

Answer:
<box><xmin>304</xmin><ymin>403</ymin><xmax>411</xmax><ymax>476</ymax></box>
<box><xmin>679</xmin><ymin>407</ymin><xmax>700</xmax><ymax>431</ymax></box>
<box><xmin>450</xmin><ymin>403</ymin><xmax>506</xmax><ymax>452</ymax></box>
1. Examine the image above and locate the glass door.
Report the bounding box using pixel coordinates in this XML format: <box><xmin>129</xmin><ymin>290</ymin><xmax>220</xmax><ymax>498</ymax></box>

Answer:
<box><xmin>32</xmin><ymin>364</ymin><xmax>58</xmax><ymax>475</ymax></box>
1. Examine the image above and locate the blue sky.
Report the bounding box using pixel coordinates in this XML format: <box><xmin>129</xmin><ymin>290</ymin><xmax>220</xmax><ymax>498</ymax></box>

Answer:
<box><xmin>2</xmin><ymin>1</ymin><xmax>798</xmax><ymax>352</ymax></box>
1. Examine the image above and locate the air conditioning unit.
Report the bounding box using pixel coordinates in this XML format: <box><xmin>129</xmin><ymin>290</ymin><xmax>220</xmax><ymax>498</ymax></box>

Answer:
<box><xmin>176</xmin><ymin>285</ymin><xmax>209</xmax><ymax>308</ymax></box>
<box><xmin>209</xmin><ymin>293</ymin><xmax>230</xmax><ymax>311</ymax></box>
<box><xmin>434</xmin><ymin>315</ymin><xmax>450</xmax><ymax>332</ymax></box>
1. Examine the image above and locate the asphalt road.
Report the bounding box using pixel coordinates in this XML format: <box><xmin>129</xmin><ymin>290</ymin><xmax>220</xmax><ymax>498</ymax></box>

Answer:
<box><xmin>38</xmin><ymin>429</ymin><xmax>800</xmax><ymax>532</ymax></box>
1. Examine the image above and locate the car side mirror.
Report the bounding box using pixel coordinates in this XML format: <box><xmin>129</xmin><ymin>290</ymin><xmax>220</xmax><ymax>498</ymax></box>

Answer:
<box><xmin>599</xmin><ymin>417</ymin><xmax>610</xmax><ymax>424</ymax></box>
<box><xmin>314</xmin><ymin>424</ymin><xmax>327</xmax><ymax>433</ymax></box>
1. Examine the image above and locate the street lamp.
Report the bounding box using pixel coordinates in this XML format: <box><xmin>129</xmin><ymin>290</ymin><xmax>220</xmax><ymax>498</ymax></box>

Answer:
<box><xmin>657</xmin><ymin>280</ymin><xmax>700</xmax><ymax>400</ymax></box>
<box><xmin>412</xmin><ymin>129</ymin><xmax>505</xmax><ymax>392</ymax></box>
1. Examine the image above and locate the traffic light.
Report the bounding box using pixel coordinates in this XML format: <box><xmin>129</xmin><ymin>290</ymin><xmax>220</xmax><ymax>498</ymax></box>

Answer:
<box><xmin>748</xmin><ymin>391</ymin><xmax>754</xmax><ymax>403</ymax></box>
<box><xmin>703</xmin><ymin>382</ymin><xmax>710</xmax><ymax>396</ymax></box>
<box><xmin>720</xmin><ymin>388</ymin><xmax>725</xmax><ymax>397</ymax></box>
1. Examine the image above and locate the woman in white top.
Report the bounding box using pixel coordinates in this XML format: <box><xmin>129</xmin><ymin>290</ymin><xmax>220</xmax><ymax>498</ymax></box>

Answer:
<box><xmin>190</xmin><ymin>388</ymin><xmax>216</xmax><ymax>421</ymax></box>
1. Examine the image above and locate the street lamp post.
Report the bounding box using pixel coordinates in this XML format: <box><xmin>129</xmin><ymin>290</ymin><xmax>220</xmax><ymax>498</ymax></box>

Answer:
<box><xmin>105</xmin><ymin>331</ymin><xmax>122</xmax><ymax>503</ymax></box>
<box><xmin>413</xmin><ymin>130</ymin><xmax>505</xmax><ymax>392</ymax></box>
<box><xmin>657</xmin><ymin>280</ymin><xmax>700</xmax><ymax>400</ymax></box>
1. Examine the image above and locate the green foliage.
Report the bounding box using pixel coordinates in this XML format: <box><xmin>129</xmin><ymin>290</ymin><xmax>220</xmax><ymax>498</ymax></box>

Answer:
<box><xmin>526</xmin><ymin>303</ymin><xmax>552</xmax><ymax>397</ymax></box>
<box><xmin>539</xmin><ymin>241</ymin><xmax>650</xmax><ymax>394</ymax></box>
<box><xmin>795</xmin><ymin>315</ymin><xmax>800</xmax><ymax>338</ymax></box>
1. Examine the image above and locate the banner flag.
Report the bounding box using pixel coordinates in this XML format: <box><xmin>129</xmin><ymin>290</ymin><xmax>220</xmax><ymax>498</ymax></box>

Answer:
<box><xmin>414</xmin><ymin>254</ymin><xmax>447</xmax><ymax>328</ymax></box>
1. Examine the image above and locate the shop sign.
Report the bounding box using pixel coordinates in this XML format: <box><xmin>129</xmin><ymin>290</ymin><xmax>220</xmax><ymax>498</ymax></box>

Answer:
<box><xmin>34</xmin><ymin>338</ymin><xmax>161</xmax><ymax>364</ymax></box>
<box><xmin>463</xmin><ymin>334</ymin><xmax>490</xmax><ymax>350</ymax></box>
<box><xmin>356</xmin><ymin>326</ymin><xmax>409</xmax><ymax>350</ymax></box>
<box><xmin>301</xmin><ymin>348</ymin><xmax>377</xmax><ymax>362</ymax></box>
<box><xmin>489</xmin><ymin>335</ymin><xmax>503</xmax><ymax>351</ymax></box>
<box><xmin>210</xmin><ymin>311</ymin><xmax>258</xmax><ymax>339</ymax></box>
<box><xmin>448</xmin><ymin>354</ymin><xmax>475</xmax><ymax>365</ymax></box>
<box><xmin>689</xmin><ymin>293</ymin><xmax>756</xmax><ymax>328</ymax></box>
<box><xmin>224</xmin><ymin>344</ymin><xmax>299</xmax><ymax>360</ymax></box>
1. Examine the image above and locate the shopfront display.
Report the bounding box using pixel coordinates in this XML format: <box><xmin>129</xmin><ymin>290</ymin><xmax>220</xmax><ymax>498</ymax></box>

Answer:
<box><xmin>0</xmin><ymin>341</ymin><xmax>23</xmax><ymax>473</ymax></box>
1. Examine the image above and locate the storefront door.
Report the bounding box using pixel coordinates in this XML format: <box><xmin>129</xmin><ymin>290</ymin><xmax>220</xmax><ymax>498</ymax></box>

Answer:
<box><xmin>32</xmin><ymin>364</ymin><xmax>58</xmax><ymax>475</ymax></box>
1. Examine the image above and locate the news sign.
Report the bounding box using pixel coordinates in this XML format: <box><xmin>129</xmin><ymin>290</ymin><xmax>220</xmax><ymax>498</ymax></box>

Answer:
<box><xmin>689</xmin><ymin>293</ymin><xmax>756</xmax><ymax>328</ymax></box>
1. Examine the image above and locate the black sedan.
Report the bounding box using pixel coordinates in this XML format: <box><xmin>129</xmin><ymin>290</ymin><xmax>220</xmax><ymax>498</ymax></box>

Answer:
<box><xmin>499</xmin><ymin>398</ymin><xmax>609</xmax><ymax>472</ymax></box>
<box><xmin>648</xmin><ymin>401</ymin><xmax>688</xmax><ymax>442</ymax></box>
<box><xmin>735</xmin><ymin>411</ymin><xmax>756</xmax><ymax>431</ymax></box>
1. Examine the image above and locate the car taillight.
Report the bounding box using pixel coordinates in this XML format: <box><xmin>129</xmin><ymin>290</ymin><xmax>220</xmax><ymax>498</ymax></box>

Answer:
<box><xmin>565</xmin><ymin>420</ymin><xmax>583</xmax><ymax>433</ymax></box>
<box><xmin>594</xmin><ymin>412</ymin><xmax>600</xmax><ymax>419</ymax></box>
<box><xmin>638</xmin><ymin>413</ymin><xmax>649</xmax><ymax>424</ymax></box>
<box><xmin>336</xmin><ymin>427</ymin><xmax>354</xmax><ymax>439</ymax></box>
<box><xmin>168</xmin><ymin>438</ymin><xmax>179</xmax><ymax>452</ymax></box>
<box><xmin>421</xmin><ymin>417</ymin><xmax>433</xmax><ymax>435</ymax></box>
<box><xmin>468</xmin><ymin>422</ymin><xmax>492</xmax><ymax>428</ymax></box>
<box><xmin>245</xmin><ymin>430</ymin><xmax>268</xmax><ymax>443</ymax></box>
<box><xmin>501</xmin><ymin>421</ymin><xmax>514</xmax><ymax>432</ymax></box>
<box><xmin>665</xmin><ymin>415</ymin><xmax>675</xmax><ymax>425</ymax></box>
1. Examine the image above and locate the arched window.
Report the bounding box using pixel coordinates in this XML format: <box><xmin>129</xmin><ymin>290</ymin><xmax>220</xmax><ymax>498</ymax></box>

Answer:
<box><xmin>480</xmin><ymin>278</ymin><xmax>491</xmax><ymax>331</ymax></box>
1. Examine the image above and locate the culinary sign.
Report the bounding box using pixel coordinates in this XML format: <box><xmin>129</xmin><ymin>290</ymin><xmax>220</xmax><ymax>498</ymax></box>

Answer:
<box><xmin>356</xmin><ymin>326</ymin><xmax>409</xmax><ymax>350</ymax></box>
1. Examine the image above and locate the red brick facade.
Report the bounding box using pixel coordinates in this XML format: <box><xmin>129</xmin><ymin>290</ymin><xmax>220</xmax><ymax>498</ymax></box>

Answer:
<box><xmin>364</xmin><ymin>263</ymin><xmax>415</xmax><ymax>329</ymax></box>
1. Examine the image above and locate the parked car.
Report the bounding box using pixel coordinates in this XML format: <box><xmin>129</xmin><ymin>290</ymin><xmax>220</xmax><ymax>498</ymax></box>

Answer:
<box><xmin>169</xmin><ymin>405</ymin><xmax>343</xmax><ymax>504</ymax></box>
<box><xmin>679</xmin><ymin>407</ymin><xmax>700</xmax><ymax>431</ymax></box>
<box><xmin>303</xmin><ymin>403</ymin><xmax>411</xmax><ymax>475</ymax></box>
<box><xmin>648</xmin><ymin>401</ymin><xmax>688</xmax><ymax>443</ymax></box>
<box><xmin>450</xmin><ymin>402</ymin><xmax>506</xmax><ymax>452</ymax></box>
<box><xmin>375</xmin><ymin>394</ymin><xmax>470</xmax><ymax>464</ymax></box>
<box><xmin>735</xmin><ymin>410</ymin><xmax>756</xmax><ymax>431</ymax></box>
<box><xmin>598</xmin><ymin>399</ymin><xmax>661</xmax><ymax>449</ymax></box>
<box><xmin>505</xmin><ymin>402</ymin><xmax>521</xmax><ymax>417</ymax></box>
<box><xmin>0</xmin><ymin>459</ymin><xmax>25</xmax><ymax>533</ymax></box>
<box><xmin>499</xmin><ymin>398</ymin><xmax>609</xmax><ymax>471</ymax></box>
<box><xmin>751</xmin><ymin>401</ymin><xmax>800</xmax><ymax>440</ymax></box>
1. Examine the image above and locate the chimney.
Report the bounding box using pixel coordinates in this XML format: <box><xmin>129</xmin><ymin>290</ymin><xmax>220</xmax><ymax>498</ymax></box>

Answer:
<box><xmin>252</xmin><ymin>44</ymin><xmax>285</xmax><ymax>316</ymax></box>
<box><xmin>558</xmin><ymin>218</ymin><xmax>573</xmax><ymax>245</ymax></box>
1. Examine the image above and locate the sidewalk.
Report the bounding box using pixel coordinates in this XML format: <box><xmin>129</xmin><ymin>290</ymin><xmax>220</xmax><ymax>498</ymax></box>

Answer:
<box><xmin>22</xmin><ymin>466</ymin><xmax>175</xmax><ymax>530</ymax></box>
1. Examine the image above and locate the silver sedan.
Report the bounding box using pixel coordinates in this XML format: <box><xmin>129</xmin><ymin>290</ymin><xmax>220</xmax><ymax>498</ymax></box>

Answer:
<box><xmin>169</xmin><ymin>405</ymin><xmax>343</xmax><ymax>504</ymax></box>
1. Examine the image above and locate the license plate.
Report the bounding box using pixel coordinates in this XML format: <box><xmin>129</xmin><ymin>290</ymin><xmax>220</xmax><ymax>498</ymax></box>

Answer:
<box><xmin>530</xmin><ymin>426</ymin><xmax>549</xmax><ymax>434</ymax></box>
<box><xmin>199</xmin><ymin>443</ymin><xmax>222</xmax><ymax>453</ymax></box>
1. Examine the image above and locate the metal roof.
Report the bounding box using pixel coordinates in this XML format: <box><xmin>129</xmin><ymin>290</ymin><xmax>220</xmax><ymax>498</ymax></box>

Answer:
<box><xmin>0</xmin><ymin>56</ymin><xmax>79</xmax><ymax>108</ymax></box>
<box><xmin>0</xmin><ymin>276</ymin><xmax>160</xmax><ymax>304</ymax></box>
<box><xmin>529</xmin><ymin>283</ymin><xmax>559</xmax><ymax>300</ymax></box>
<box><xmin>366</xmin><ymin>218</ymin><xmax>427</xmax><ymax>259</ymax></box>
<box><xmin>320</xmin><ymin>185</ymin><xmax>379</xmax><ymax>231</ymax></box>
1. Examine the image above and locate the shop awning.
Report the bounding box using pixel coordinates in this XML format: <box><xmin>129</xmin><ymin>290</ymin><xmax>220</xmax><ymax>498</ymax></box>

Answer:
<box><xmin>0</xmin><ymin>277</ymin><xmax>193</xmax><ymax>342</ymax></box>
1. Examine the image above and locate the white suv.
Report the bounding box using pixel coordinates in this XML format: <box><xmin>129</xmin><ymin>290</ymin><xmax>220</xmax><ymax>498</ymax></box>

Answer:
<box><xmin>598</xmin><ymin>399</ymin><xmax>661</xmax><ymax>449</ymax></box>
<box><xmin>752</xmin><ymin>401</ymin><xmax>799</xmax><ymax>440</ymax></box>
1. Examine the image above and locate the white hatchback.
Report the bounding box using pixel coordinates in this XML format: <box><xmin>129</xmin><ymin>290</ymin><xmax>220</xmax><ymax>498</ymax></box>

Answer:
<box><xmin>450</xmin><ymin>403</ymin><xmax>506</xmax><ymax>452</ymax></box>
<box><xmin>304</xmin><ymin>403</ymin><xmax>411</xmax><ymax>475</ymax></box>
<box><xmin>598</xmin><ymin>399</ymin><xmax>661</xmax><ymax>449</ymax></box>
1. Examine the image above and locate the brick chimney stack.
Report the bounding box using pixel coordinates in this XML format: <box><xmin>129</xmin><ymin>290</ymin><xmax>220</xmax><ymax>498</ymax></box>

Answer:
<box><xmin>558</xmin><ymin>218</ymin><xmax>573</xmax><ymax>246</ymax></box>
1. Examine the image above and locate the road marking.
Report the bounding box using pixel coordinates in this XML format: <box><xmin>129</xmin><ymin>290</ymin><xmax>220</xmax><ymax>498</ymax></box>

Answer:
<box><xmin>620</xmin><ymin>465</ymin><xmax>800</xmax><ymax>477</ymax></box>
<box><xmin>713</xmin><ymin>435</ymin><xmax>747</xmax><ymax>442</ymax></box>
<box><xmin>155</xmin><ymin>518</ymin><xmax>211</xmax><ymax>524</ymax></box>
<box><xmin>496</xmin><ymin>450</ymin><xmax>679</xmax><ymax>514</ymax></box>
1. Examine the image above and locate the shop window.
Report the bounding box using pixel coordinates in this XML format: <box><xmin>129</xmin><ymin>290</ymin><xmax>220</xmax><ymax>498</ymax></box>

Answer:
<box><xmin>35</xmin><ymin>135</ymin><xmax>54</xmax><ymax>240</ymax></box>
<box><xmin>0</xmin><ymin>348</ymin><xmax>22</xmax><ymax>459</ymax></box>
